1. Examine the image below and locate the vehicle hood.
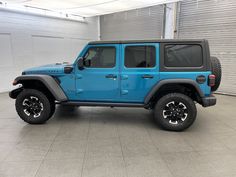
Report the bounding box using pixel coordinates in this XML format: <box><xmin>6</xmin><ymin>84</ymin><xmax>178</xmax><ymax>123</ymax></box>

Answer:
<box><xmin>23</xmin><ymin>63</ymin><xmax>72</xmax><ymax>75</ymax></box>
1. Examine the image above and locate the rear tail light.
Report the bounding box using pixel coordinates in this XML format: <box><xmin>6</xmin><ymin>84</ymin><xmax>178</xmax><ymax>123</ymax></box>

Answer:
<box><xmin>208</xmin><ymin>74</ymin><xmax>216</xmax><ymax>87</ymax></box>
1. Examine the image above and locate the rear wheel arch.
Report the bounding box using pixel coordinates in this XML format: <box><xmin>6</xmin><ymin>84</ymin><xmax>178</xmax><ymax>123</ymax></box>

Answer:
<box><xmin>145</xmin><ymin>79</ymin><xmax>204</xmax><ymax>107</ymax></box>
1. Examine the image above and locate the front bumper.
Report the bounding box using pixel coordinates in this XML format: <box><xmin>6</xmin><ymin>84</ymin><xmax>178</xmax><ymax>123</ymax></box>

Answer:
<box><xmin>201</xmin><ymin>95</ymin><xmax>216</xmax><ymax>107</ymax></box>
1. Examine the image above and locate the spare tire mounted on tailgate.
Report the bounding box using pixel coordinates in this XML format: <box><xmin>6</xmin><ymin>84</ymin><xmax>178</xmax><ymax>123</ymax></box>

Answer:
<box><xmin>210</xmin><ymin>56</ymin><xmax>222</xmax><ymax>92</ymax></box>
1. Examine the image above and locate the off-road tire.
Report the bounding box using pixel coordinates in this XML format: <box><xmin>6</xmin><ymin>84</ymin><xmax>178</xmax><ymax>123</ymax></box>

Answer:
<box><xmin>49</xmin><ymin>100</ymin><xmax>56</xmax><ymax>118</ymax></box>
<box><xmin>154</xmin><ymin>93</ymin><xmax>197</xmax><ymax>131</ymax></box>
<box><xmin>15</xmin><ymin>89</ymin><xmax>53</xmax><ymax>124</ymax></box>
<box><xmin>210</xmin><ymin>56</ymin><xmax>221</xmax><ymax>91</ymax></box>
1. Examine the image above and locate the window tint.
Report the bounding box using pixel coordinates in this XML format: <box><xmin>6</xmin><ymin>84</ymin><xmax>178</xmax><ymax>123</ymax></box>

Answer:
<box><xmin>125</xmin><ymin>46</ymin><xmax>156</xmax><ymax>68</ymax></box>
<box><xmin>164</xmin><ymin>45</ymin><xmax>203</xmax><ymax>67</ymax></box>
<box><xmin>83</xmin><ymin>47</ymin><xmax>116</xmax><ymax>68</ymax></box>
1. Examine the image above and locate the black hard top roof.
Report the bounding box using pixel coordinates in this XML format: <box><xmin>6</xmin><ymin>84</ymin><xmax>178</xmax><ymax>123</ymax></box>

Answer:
<box><xmin>88</xmin><ymin>39</ymin><xmax>206</xmax><ymax>45</ymax></box>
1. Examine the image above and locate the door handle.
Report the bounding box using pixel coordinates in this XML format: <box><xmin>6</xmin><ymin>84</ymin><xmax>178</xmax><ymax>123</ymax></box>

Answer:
<box><xmin>105</xmin><ymin>74</ymin><xmax>117</xmax><ymax>79</ymax></box>
<box><xmin>142</xmin><ymin>74</ymin><xmax>154</xmax><ymax>79</ymax></box>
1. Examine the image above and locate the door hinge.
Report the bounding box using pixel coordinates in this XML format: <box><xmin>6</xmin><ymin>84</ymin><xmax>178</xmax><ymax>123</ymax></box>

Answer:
<box><xmin>121</xmin><ymin>75</ymin><xmax>128</xmax><ymax>80</ymax></box>
<box><xmin>121</xmin><ymin>90</ymin><xmax>128</xmax><ymax>95</ymax></box>
<box><xmin>76</xmin><ymin>75</ymin><xmax>82</xmax><ymax>79</ymax></box>
<box><xmin>77</xmin><ymin>89</ymin><xmax>83</xmax><ymax>94</ymax></box>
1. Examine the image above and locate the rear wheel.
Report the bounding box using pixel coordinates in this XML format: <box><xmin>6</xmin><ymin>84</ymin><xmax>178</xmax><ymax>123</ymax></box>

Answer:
<box><xmin>153</xmin><ymin>93</ymin><xmax>197</xmax><ymax>131</ymax></box>
<box><xmin>15</xmin><ymin>89</ymin><xmax>53</xmax><ymax>124</ymax></box>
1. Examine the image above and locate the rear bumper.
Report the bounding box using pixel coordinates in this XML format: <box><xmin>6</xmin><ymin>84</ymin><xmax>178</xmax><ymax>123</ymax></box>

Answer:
<box><xmin>201</xmin><ymin>95</ymin><xmax>216</xmax><ymax>107</ymax></box>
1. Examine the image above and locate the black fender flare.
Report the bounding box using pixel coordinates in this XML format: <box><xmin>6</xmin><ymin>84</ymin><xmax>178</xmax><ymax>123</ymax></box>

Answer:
<box><xmin>11</xmin><ymin>75</ymin><xmax>67</xmax><ymax>101</ymax></box>
<box><xmin>144</xmin><ymin>79</ymin><xmax>204</xmax><ymax>104</ymax></box>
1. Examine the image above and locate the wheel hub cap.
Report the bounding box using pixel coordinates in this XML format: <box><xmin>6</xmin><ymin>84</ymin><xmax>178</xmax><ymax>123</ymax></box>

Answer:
<box><xmin>22</xmin><ymin>96</ymin><xmax>44</xmax><ymax>118</ymax></box>
<box><xmin>163</xmin><ymin>101</ymin><xmax>188</xmax><ymax>125</ymax></box>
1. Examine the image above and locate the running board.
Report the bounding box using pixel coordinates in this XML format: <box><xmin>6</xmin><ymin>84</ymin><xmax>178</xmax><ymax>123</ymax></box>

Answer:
<box><xmin>60</xmin><ymin>101</ymin><xmax>144</xmax><ymax>108</ymax></box>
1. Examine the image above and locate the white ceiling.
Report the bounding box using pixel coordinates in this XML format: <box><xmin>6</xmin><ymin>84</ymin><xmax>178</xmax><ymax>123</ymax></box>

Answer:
<box><xmin>2</xmin><ymin>0</ymin><xmax>180</xmax><ymax>17</ymax></box>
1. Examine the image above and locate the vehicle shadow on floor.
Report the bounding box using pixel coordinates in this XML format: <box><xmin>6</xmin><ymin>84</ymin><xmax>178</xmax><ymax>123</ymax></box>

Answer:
<box><xmin>51</xmin><ymin>105</ymin><xmax>158</xmax><ymax>128</ymax></box>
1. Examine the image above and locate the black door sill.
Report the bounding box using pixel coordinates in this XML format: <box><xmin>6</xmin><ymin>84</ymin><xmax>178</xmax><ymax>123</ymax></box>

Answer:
<box><xmin>60</xmin><ymin>101</ymin><xmax>144</xmax><ymax>108</ymax></box>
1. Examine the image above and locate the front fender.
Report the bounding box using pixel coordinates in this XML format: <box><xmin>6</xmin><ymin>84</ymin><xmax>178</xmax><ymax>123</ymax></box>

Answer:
<box><xmin>9</xmin><ymin>87</ymin><xmax>24</xmax><ymax>99</ymax></box>
<box><xmin>12</xmin><ymin>75</ymin><xmax>68</xmax><ymax>101</ymax></box>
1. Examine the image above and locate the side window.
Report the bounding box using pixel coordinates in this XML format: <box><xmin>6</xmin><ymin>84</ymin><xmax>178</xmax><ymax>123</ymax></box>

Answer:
<box><xmin>125</xmin><ymin>46</ymin><xmax>156</xmax><ymax>68</ymax></box>
<box><xmin>164</xmin><ymin>44</ymin><xmax>203</xmax><ymax>67</ymax></box>
<box><xmin>83</xmin><ymin>47</ymin><xmax>116</xmax><ymax>68</ymax></box>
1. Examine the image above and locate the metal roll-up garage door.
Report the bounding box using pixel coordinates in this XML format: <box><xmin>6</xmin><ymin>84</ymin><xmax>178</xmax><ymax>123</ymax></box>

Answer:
<box><xmin>100</xmin><ymin>5</ymin><xmax>164</xmax><ymax>40</ymax></box>
<box><xmin>177</xmin><ymin>0</ymin><xmax>236</xmax><ymax>95</ymax></box>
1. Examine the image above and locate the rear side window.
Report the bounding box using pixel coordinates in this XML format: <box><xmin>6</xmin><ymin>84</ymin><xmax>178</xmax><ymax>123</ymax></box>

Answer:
<box><xmin>125</xmin><ymin>46</ymin><xmax>156</xmax><ymax>68</ymax></box>
<box><xmin>164</xmin><ymin>45</ymin><xmax>203</xmax><ymax>67</ymax></box>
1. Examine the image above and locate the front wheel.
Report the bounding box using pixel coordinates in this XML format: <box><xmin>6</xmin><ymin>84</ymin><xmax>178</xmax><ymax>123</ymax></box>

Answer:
<box><xmin>15</xmin><ymin>89</ymin><xmax>53</xmax><ymax>124</ymax></box>
<box><xmin>153</xmin><ymin>93</ymin><xmax>197</xmax><ymax>131</ymax></box>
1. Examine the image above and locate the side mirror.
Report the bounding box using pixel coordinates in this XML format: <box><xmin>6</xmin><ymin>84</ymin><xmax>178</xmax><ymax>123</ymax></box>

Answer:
<box><xmin>64</xmin><ymin>65</ymin><xmax>73</xmax><ymax>74</ymax></box>
<box><xmin>78</xmin><ymin>57</ymin><xmax>84</xmax><ymax>70</ymax></box>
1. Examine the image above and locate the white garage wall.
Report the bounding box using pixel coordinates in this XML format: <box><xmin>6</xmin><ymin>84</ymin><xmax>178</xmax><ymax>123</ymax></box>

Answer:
<box><xmin>0</xmin><ymin>10</ymin><xmax>99</xmax><ymax>92</ymax></box>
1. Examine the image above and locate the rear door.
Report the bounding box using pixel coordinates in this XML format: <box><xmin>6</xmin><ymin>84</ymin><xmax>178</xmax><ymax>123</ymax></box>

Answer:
<box><xmin>120</xmin><ymin>43</ymin><xmax>160</xmax><ymax>103</ymax></box>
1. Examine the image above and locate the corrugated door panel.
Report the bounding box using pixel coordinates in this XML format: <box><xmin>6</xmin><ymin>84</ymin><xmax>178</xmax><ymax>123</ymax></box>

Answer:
<box><xmin>177</xmin><ymin>0</ymin><xmax>236</xmax><ymax>95</ymax></box>
<box><xmin>100</xmin><ymin>5</ymin><xmax>164</xmax><ymax>40</ymax></box>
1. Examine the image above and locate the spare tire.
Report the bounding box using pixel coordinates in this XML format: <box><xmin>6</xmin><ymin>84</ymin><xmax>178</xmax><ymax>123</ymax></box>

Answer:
<box><xmin>210</xmin><ymin>56</ymin><xmax>222</xmax><ymax>91</ymax></box>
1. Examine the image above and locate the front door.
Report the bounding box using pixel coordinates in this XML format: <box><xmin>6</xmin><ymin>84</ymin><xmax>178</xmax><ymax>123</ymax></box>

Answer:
<box><xmin>120</xmin><ymin>43</ymin><xmax>160</xmax><ymax>103</ymax></box>
<box><xmin>75</xmin><ymin>44</ymin><xmax>119</xmax><ymax>101</ymax></box>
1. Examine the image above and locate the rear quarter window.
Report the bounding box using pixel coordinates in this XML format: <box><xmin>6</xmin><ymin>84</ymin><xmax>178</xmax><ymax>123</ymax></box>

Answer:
<box><xmin>164</xmin><ymin>44</ymin><xmax>203</xmax><ymax>67</ymax></box>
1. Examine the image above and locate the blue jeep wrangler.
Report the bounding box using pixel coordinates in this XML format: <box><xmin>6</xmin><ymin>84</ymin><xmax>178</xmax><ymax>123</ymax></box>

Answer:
<box><xmin>9</xmin><ymin>39</ymin><xmax>221</xmax><ymax>131</ymax></box>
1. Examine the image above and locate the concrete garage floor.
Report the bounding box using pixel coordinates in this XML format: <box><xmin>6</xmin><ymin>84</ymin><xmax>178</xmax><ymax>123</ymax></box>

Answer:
<box><xmin>0</xmin><ymin>93</ymin><xmax>236</xmax><ymax>177</ymax></box>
